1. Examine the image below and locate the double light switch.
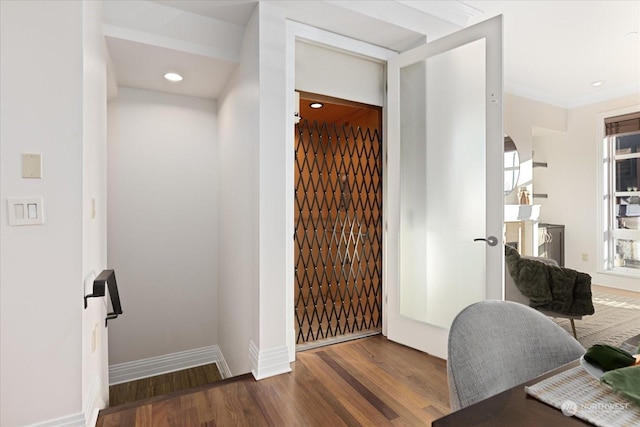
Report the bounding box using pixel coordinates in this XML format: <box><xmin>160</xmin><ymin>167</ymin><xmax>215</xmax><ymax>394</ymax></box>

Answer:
<box><xmin>7</xmin><ymin>198</ymin><xmax>44</xmax><ymax>225</ymax></box>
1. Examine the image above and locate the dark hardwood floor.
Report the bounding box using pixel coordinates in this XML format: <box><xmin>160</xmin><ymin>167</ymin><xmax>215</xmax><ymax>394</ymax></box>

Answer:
<box><xmin>109</xmin><ymin>363</ymin><xmax>223</xmax><ymax>407</ymax></box>
<box><xmin>97</xmin><ymin>335</ymin><xmax>450</xmax><ymax>426</ymax></box>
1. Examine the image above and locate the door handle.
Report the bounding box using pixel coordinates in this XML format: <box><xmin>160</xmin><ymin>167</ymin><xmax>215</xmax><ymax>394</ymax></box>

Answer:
<box><xmin>474</xmin><ymin>236</ymin><xmax>498</xmax><ymax>246</ymax></box>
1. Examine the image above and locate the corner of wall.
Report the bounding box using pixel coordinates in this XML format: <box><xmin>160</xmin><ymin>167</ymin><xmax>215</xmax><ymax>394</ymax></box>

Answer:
<box><xmin>82</xmin><ymin>375</ymin><xmax>105</xmax><ymax>427</ymax></box>
<box><xmin>212</xmin><ymin>346</ymin><xmax>232</xmax><ymax>379</ymax></box>
<box><xmin>249</xmin><ymin>341</ymin><xmax>291</xmax><ymax>380</ymax></box>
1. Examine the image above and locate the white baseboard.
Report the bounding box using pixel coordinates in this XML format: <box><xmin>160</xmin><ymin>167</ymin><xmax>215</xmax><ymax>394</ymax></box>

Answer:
<box><xmin>26</xmin><ymin>413</ymin><xmax>85</xmax><ymax>427</ymax></box>
<box><xmin>26</xmin><ymin>377</ymin><xmax>104</xmax><ymax>427</ymax></box>
<box><xmin>109</xmin><ymin>345</ymin><xmax>229</xmax><ymax>385</ymax></box>
<box><xmin>249</xmin><ymin>341</ymin><xmax>292</xmax><ymax>380</ymax></box>
<box><xmin>593</xmin><ymin>273</ymin><xmax>640</xmax><ymax>293</ymax></box>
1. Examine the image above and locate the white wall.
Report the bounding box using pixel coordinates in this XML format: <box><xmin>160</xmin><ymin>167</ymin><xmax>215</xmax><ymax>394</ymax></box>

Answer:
<box><xmin>295</xmin><ymin>40</ymin><xmax>385</xmax><ymax>107</ymax></box>
<box><xmin>107</xmin><ymin>87</ymin><xmax>218</xmax><ymax>365</ymax></box>
<box><xmin>504</xmin><ymin>93</ymin><xmax>567</xmax><ymax>205</ymax></box>
<box><xmin>217</xmin><ymin>6</ymin><xmax>260</xmax><ymax>377</ymax></box>
<box><xmin>532</xmin><ymin>128</ymin><xmax>568</xmax><ymax>222</ymax></box>
<box><xmin>505</xmin><ymin>94</ymin><xmax>568</xmax><ymax>151</ymax></box>
<box><xmin>1</xmin><ymin>1</ymin><xmax>107</xmax><ymax>425</ymax></box>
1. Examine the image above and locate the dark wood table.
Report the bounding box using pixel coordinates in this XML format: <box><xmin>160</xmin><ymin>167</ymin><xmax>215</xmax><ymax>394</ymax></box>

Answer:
<box><xmin>432</xmin><ymin>360</ymin><xmax>592</xmax><ymax>426</ymax></box>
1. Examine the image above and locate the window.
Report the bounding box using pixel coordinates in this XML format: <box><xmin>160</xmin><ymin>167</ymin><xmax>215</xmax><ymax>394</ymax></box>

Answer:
<box><xmin>603</xmin><ymin>111</ymin><xmax>640</xmax><ymax>274</ymax></box>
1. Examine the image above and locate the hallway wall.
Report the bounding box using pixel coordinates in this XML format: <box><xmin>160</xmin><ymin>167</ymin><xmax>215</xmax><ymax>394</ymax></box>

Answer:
<box><xmin>107</xmin><ymin>87</ymin><xmax>218</xmax><ymax>367</ymax></box>
<box><xmin>1</xmin><ymin>1</ymin><xmax>108</xmax><ymax>425</ymax></box>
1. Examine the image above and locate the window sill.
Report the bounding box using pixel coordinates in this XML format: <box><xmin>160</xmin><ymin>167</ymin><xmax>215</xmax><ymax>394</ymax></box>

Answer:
<box><xmin>597</xmin><ymin>267</ymin><xmax>640</xmax><ymax>279</ymax></box>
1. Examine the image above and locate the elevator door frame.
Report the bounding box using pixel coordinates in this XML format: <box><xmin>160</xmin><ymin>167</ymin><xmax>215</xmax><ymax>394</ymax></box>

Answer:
<box><xmin>286</xmin><ymin>20</ymin><xmax>397</xmax><ymax>361</ymax></box>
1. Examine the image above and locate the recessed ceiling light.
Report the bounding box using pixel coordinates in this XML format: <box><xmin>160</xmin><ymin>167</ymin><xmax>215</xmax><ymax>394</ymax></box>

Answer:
<box><xmin>309</xmin><ymin>102</ymin><xmax>323</xmax><ymax>109</ymax></box>
<box><xmin>164</xmin><ymin>72</ymin><xmax>183</xmax><ymax>82</ymax></box>
<box><xmin>591</xmin><ymin>80</ymin><xmax>605</xmax><ymax>87</ymax></box>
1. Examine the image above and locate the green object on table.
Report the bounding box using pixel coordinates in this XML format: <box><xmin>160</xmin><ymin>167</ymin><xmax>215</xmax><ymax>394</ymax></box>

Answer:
<box><xmin>601</xmin><ymin>366</ymin><xmax>640</xmax><ymax>406</ymax></box>
<box><xmin>584</xmin><ymin>344</ymin><xmax>636</xmax><ymax>371</ymax></box>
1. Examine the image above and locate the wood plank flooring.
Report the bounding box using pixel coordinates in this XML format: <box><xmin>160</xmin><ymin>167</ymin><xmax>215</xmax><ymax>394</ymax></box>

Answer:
<box><xmin>97</xmin><ymin>335</ymin><xmax>450</xmax><ymax>426</ymax></box>
<box><xmin>592</xmin><ymin>284</ymin><xmax>640</xmax><ymax>299</ymax></box>
<box><xmin>109</xmin><ymin>363</ymin><xmax>223</xmax><ymax>407</ymax></box>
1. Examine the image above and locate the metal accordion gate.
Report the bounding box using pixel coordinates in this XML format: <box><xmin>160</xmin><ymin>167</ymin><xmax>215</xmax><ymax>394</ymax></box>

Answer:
<box><xmin>294</xmin><ymin>117</ymin><xmax>383</xmax><ymax>348</ymax></box>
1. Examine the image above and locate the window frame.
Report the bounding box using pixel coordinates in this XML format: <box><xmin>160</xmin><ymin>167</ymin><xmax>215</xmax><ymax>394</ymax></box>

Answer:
<box><xmin>598</xmin><ymin>107</ymin><xmax>640</xmax><ymax>277</ymax></box>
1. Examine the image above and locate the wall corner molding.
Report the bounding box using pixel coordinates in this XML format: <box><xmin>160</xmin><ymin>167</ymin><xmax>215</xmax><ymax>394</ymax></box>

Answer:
<box><xmin>249</xmin><ymin>341</ymin><xmax>292</xmax><ymax>380</ymax></box>
<box><xmin>212</xmin><ymin>345</ymin><xmax>232</xmax><ymax>378</ymax></box>
<box><xmin>287</xmin><ymin>327</ymin><xmax>296</xmax><ymax>362</ymax></box>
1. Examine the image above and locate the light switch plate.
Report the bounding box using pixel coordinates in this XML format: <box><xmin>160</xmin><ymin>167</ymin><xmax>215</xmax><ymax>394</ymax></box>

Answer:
<box><xmin>7</xmin><ymin>197</ymin><xmax>44</xmax><ymax>225</ymax></box>
<box><xmin>22</xmin><ymin>153</ymin><xmax>42</xmax><ymax>178</ymax></box>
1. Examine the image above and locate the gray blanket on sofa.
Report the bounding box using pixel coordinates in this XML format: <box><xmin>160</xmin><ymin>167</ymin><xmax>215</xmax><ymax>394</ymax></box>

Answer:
<box><xmin>505</xmin><ymin>245</ymin><xmax>594</xmax><ymax>316</ymax></box>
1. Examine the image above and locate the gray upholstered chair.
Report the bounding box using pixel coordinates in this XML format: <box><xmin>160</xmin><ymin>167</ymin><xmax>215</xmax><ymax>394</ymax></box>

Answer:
<box><xmin>447</xmin><ymin>300</ymin><xmax>585</xmax><ymax>411</ymax></box>
<box><xmin>505</xmin><ymin>255</ymin><xmax>582</xmax><ymax>338</ymax></box>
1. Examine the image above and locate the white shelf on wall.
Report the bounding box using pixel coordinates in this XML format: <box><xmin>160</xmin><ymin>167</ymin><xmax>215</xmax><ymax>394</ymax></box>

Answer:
<box><xmin>504</xmin><ymin>204</ymin><xmax>541</xmax><ymax>222</ymax></box>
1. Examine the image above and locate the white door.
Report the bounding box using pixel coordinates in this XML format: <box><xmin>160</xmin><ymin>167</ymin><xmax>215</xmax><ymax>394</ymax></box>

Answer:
<box><xmin>385</xmin><ymin>15</ymin><xmax>504</xmax><ymax>359</ymax></box>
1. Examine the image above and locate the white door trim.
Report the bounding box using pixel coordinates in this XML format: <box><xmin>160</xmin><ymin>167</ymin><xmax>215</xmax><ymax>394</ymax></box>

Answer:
<box><xmin>285</xmin><ymin>20</ymin><xmax>398</xmax><ymax>361</ymax></box>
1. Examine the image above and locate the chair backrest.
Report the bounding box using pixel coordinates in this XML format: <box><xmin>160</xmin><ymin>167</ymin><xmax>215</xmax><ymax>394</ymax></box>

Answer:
<box><xmin>504</xmin><ymin>254</ymin><xmax>583</xmax><ymax>320</ymax></box>
<box><xmin>447</xmin><ymin>300</ymin><xmax>585</xmax><ymax>411</ymax></box>
<box><xmin>504</xmin><ymin>254</ymin><xmax>558</xmax><ymax>305</ymax></box>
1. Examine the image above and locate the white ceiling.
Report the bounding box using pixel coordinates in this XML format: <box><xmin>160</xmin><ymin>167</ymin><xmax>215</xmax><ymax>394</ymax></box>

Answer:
<box><xmin>104</xmin><ymin>0</ymin><xmax>640</xmax><ymax>108</ymax></box>
<box><xmin>467</xmin><ymin>0</ymin><xmax>640</xmax><ymax>108</ymax></box>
